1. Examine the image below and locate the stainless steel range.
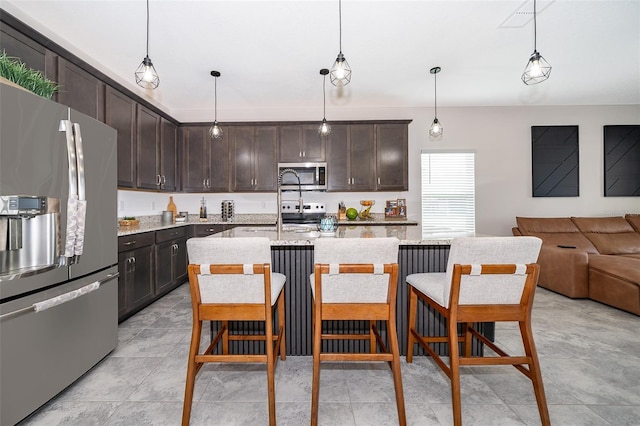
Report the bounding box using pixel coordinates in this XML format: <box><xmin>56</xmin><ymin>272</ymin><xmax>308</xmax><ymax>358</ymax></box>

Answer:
<box><xmin>280</xmin><ymin>201</ymin><xmax>326</xmax><ymax>224</ymax></box>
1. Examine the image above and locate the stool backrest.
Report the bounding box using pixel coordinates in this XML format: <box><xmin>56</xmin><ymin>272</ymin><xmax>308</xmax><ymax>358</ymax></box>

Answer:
<box><xmin>187</xmin><ymin>237</ymin><xmax>272</xmax><ymax>304</ymax></box>
<box><xmin>444</xmin><ymin>236</ymin><xmax>542</xmax><ymax>306</ymax></box>
<box><xmin>313</xmin><ymin>237</ymin><xmax>399</xmax><ymax>303</ymax></box>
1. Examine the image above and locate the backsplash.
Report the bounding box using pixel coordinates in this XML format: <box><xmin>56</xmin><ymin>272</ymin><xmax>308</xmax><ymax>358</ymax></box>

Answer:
<box><xmin>117</xmin><ymin>190</ymin><xmax>416</xmax><ymax>220</ymax></box>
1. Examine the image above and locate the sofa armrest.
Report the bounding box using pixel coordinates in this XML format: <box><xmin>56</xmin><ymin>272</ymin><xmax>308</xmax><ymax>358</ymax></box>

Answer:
<box><xmin>537</xmin><ymin>245</ymin><xmax>590</xmax><ymax>298</ymax></box>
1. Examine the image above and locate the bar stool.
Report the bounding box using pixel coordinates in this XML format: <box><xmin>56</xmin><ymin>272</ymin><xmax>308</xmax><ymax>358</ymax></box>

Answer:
<box><xmin>310</xmin><ymin>237</ymin><xmax>406</xmax><ymax>426</ymax></box>
<box><xmin>406</xmin><ymin>236</ymin><xmax>549</xmax><ymax>426</ymax></box>
<box><xmin>182</xmin><ymin>237</ymin><xmax>286</xmax><ymax>426</ymax></box>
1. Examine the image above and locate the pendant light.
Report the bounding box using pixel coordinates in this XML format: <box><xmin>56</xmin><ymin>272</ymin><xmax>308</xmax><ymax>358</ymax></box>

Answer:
<box><xmin>209</xmin><ymin>71</ymin><xmax>223</xmax><ymax>139</ymax></box>
<box><xmin>318</xmin><ymin>69</ymin><xmax>332</xmax><ymax>137</ymax></box>
<box><xmin>330</xmin><ymin>0</ymin><xmax>351</xmax><ymax>86</ymax></box>
<box><xmin>429</xmin><ymin>66</ymin><xmax>443</xmax><ymax>138</ymax></box>
<box><xmin>134</xmin><ymin>0</ymin><xmax>159</xmax><ymax>89</ymax></box>
<box><xmin>521</xmin><ymin>0</ymin><xmax>551</xmax><ymax>85</ymax></box>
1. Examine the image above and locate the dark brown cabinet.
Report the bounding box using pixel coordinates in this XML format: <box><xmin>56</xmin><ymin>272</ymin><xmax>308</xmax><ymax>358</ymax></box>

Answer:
<box><xmin>136</xmin><ymin>105</ymin><xmax>162</xmax><ymax>190</ymax></box>
<box><xmin>154</xmin><ymin>227</ymin><xmax>188</xmax><ymax>296</ymax></box>
<box><xmin>117</xmin><ymin>232</ymin><xmax>155</xmax><ymax>321</ymax></box>
<box><xmin>327</xmin><ymin>124</ymin><xmax>376</xmax><ymax>191</ymax></box>
<box><xmin>0</xmin><ymin>24</ymin><xmax>57</xmax><ymax>82</ymax></box>
<box><xmin>375</xmin><ymin>123</ymin><xmax>408</xmax><ymax>191</ymax></box>
<box><xmin>181</xmin><ymin>125</ymin><xmax>230</xmax><ymax>192</ymax></box>
<box><xmin>159</xmin><ymin>119</ymin><xmax>179</xmax><ymax>192</ymax></box>
<box><xmin>106</xmin><ymin>86</ymin><xmax>137</xmax><ymax>188</ymax></box>
<box><xmin>279</xmin><ymin>125</ymin><xmax>325</xmax><ymax>162</ymax></box>
<box><xmin>56</xmin><ymin>58</ymin><xmax>105</xmax><ymax>121</ymax></box>
<box><xmin>231</xmin><ymin>126</ymin><xmax>278</xmax><ymax>192</ymax></box>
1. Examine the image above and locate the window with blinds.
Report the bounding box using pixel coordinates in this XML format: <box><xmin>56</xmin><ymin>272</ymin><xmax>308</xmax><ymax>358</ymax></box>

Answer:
<box><xmin>421</xmin><ymin>151</ymin><xmax>476</xmax><ymax>234</ymax></box>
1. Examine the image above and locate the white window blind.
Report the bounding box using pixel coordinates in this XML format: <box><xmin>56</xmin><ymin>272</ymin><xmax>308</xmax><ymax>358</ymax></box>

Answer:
<box><xmin>421</xmin><ymin>151</ymin><xmax>476</xmax><ymax>235</ymax></box>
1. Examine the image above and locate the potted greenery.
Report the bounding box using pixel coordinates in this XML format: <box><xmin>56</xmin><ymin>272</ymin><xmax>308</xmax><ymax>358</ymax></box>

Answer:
<box><xmin>0</xmin><ymin>51</ymin><xmax>58</xmax><ymax>99</ymax></box>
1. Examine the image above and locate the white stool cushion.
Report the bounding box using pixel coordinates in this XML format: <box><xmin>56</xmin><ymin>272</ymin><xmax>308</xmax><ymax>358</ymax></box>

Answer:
<box><xmin>406</xmin><ymin>272</ymin><xmax>447</xmax><ymax>307</ymax></box>
<box><xmin>310</xmin><ymin>238</ymin><xmax>399</xmax><ymax>303</ymax></box>
<box><xmin>187</xmin><ymin>237</ymin><xmax>285</xmax><ymax>306</ymax></box>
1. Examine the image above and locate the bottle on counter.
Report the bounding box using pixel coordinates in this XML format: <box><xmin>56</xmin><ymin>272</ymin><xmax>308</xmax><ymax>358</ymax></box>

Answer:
<box><xmin>199</xmin><ymin>197</ymin><xmax>208</xmax><ymax>222</ymax></box>
<box><xmin>167</xmin><ymin>196</ymin><xmax>177</xmax><ymax>222</ymax></box>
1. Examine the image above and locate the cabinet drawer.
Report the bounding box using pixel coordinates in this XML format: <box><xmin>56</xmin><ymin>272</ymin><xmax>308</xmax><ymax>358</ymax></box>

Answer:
<box><xmin>192</xmin><ymin>224</ymin><xmax>224</xmax><ymax>237</ymax></box>
<box><xmin>156</xmin><ymin>226</ymin><xmax>187</xmax><ymax>243</ymax></box>
<box><xmin>118</xmin><ymin>232</ymin><xmax>155</xmax><ymax>252</ymax></box>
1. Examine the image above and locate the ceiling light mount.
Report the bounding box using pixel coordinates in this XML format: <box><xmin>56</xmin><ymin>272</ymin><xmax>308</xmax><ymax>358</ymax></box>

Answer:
<box><xmin>330</xmin><ymin>0</ymin><xmax>352</xmax><ymax>86</ymax></box>
<box><xmin>134</xmin><ymin>0</ymin><xmax>159</xmax><ymax>89</ymax></box>
<box><xmin>429</xmin><ymin>66</ymin><xmax>443</xmax><ymax>139</ymax></box>
<box><xmin>209</xmin><ymin>70</ymin><xmax>223</xmax><ymax>139</ymax></box>
<box><xmin>521</xmin><ymin>0</ymin><xmax>551</xmax><ymax>85</ymax></box>
<box><xmin>318</xmin><ymin>68</ymin><xmax>332</xmax><ymax>137</ymax></box>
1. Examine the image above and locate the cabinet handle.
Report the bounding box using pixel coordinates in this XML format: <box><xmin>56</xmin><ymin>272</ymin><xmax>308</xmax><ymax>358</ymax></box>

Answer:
<box><xmin>207</xmin><ymin>178</ymin><xmax>210</xmax><ymax>188</ymax></box>
<box><xmin>156</xmin><ymin>175</ymin><xmax>161</xmax><ymax>185</ymax></box>
<box><xmin>124</xmin><ymin>240</ymin><xmax>137</xmax><ymax>246</ymax></box>
<box><xmin>302</xmin><ymin>150</ymin><xmax>306</xmax><ymax>157</ymax></box>
<box><xmin>203</xmin><ymin>178</ymin><xmax>207</xmax><ymax>188</ymax></box>
<box><xmin>299</xmin><ymin>151</ymin><xmax>302</xmax><ymax>158</ymax></box>
<box><xmin>161</xmin><ymin>175</ymin><xmax>166</xmax><ymax>184</ymax></box>
<box><xmin>377</xmin><ymin>177</ymin><xmax>381</xmax><ymax>185</ymax></box>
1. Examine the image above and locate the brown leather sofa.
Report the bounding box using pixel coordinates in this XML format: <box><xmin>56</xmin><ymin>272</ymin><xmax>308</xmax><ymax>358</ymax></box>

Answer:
<box><xmin>513</xmin><ymin>215</ymin><xmax>640</xmax><ymax>315</ymax></box>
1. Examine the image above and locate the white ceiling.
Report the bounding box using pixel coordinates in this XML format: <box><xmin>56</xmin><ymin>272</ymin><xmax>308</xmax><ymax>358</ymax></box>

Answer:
<box><xmin>3</xmin><ymin>0</ymin><xmax>640</xmax><ymax>122</ymax></box>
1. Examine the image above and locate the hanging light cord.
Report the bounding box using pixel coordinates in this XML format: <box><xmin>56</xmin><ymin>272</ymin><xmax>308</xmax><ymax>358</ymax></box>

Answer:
<box><xmin>214</xmin><ymin>76</ymin><xmax>218</xmax><ymax>122</ymax></box>
<box><xmin>533</xmin><ymin>0</ymin><xmax>537</xmax><ymax>51</ymax></box>
<box><xmin>338</xmin><ymin>0</ymin><xmax>343</xmax><ymax>53</ymax></box>
<box><xmin>434</xmin><ymin>72</ymin><xmax>438</xmax><ymax>119</ymax></box>
<box><xmin>145</xmin><ymin>0</ymin><xmax>150</xmax><ymax>57</ymax></box>
<box><xmin>323</xmin><ymin>74</ymin><xmax>327</xmax><ymax>119</ymax></box>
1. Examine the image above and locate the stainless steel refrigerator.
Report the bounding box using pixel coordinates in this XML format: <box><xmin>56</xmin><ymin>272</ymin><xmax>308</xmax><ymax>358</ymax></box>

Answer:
<box><xmin>0</xmin><ymin>83</ymin><xmax>118</xmax><ymax>425</ymax></box>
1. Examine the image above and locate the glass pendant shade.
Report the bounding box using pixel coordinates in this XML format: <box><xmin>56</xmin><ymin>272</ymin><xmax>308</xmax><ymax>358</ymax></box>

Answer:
<box><xmin>135</xmin><ymin>0</ymin><xmax>159</xmax><ymax>89</ymax></box>
<box><xmin>210</xmin><ymin>70</ymin><xmax>222</xmax><ymax>139</ymax></box>
<box><xmin>429</xmin><ymin>118</ymin><xmax>443</xmax><ymax>138</ymax></box>
<box><xmin>318</xmin><ymin>119</ymin><xmax>332</xmax><ymax>137</ymax></box>
<box><xmin>330</xmin><ymin>52</ymin><xmax>351</xmax><ymax>86</ymax></box>
<box><xmin>135</xmin><ymin>56</ymin><xmax>159</xmax><ymax>89</ymax></box>
<box><xmin>209</xmin><ymin>121</ymin><xmax>223</xmax><ymax>139</ymax></box>
<box><xmin>521</xmin><ymin>50</ymin><xmax>551</xmax><ymax>85</ymax></box>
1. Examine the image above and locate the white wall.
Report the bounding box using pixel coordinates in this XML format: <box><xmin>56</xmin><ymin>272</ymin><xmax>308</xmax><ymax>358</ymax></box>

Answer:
<box><xmin>118</xmin><ymin>104</ymin><xmax>640</xmax><ymax>236</ymax></box>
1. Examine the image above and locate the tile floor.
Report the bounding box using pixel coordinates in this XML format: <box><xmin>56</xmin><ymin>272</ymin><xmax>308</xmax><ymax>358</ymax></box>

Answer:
<box><xmin>21</xmin><ymin>283</ymin><xmax>640</xmax><ymax>425</ymax></box>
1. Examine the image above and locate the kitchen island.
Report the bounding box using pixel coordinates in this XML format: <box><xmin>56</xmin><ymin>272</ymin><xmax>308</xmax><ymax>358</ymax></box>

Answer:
<box><xmin>205</xmin><ymin>225</ymin><xmax>491</xmax><ymax>356</ymax></box>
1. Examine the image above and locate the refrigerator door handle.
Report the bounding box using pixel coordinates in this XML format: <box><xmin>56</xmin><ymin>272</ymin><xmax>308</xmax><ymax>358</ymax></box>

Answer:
<box><xmin>59</xmin><ymin>116</ymin><xmax>79</xmax><ymax>264</ymax></box>
<box><xmin>72</xmin><ymin>123</ymin><xmax>87</xmax><ymax>259</ymax></box>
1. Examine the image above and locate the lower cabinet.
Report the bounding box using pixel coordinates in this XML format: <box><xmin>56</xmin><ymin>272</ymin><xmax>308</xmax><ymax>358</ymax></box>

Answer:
<box><xmin>117</xmin><ymin>232</ymin><xmax>155</xmax><ymax>321</ymax></box>
<box><xmin>155</xmin><ymin>227</ymin><xmax>188</xmax><ymax>296</ymax></box>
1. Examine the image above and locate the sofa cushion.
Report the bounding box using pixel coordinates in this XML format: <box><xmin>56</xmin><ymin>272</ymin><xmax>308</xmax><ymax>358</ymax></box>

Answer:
<box><xmin>588</xmin><ymin>255</ymin><xmax>640</xmax><ymax>287</ymax></box>
<box><xmin>516</xmin><ymin>217</ymin><xmax>598</xmax><ymax>253</ymax></box>
<box><xmin>626</xmin><ymin>214</ymin><xmax>640</xmax><ymax>232</ymax></box>
<box><xmin>571</xmin><ymin>217</ymin><xmax>640</xmax><ymax>255</ymax></box>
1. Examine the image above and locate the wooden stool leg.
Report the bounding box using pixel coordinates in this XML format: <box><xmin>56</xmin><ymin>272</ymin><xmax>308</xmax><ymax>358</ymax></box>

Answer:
<box><xmin>448</xmin><ymin>317</ymin><xmax>462</xmax><ymax>426</ymax></box>
<box><xmin>182</xmin><ymin>319</ymin><xmax>202</xmax><ymax>426</ymax></box>
<box><xmin>463</xmin><ymin>322</ymin><xmax>473</xmax><ymax>357</ymax></box>
<box><xmin>369</xmin><ymin>320</ymin><xmax>376</xmax><ymax>353</ymax></box>
<box><xmin>406</xmin><ymin>287</ymin><xmax>418</xmax><ymax>363</ymax></box>
<box><xmin>278</xmin><ymin>292</ymin><xmax>286</xmax><ymax>360</ymax></box>
<box><xmin>265</xmin><ymin>305</ymin><xmax>276</xmax><ymax>426</ymax></box>
<box><xmin>388</xmin><ymin>318</ymin><xmax>407</xmax><ymax>426</ymax></box>
<box><xmin>311</xmin><ymin>300</ymin><xmax>322</xmax><ymax>426</ymax></box>
<box><xmin>520</xmin><ymin>321</ymin><xmax>551</xmax><ymax>426</ymax></box>
<box><xmin>222</xmin><ymin>320</ymin><xmax>229</xmax><ymax>355</ymax></box>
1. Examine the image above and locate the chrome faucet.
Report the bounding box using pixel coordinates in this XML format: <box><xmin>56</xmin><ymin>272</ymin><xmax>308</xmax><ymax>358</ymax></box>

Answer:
<box><xmin>277</xmin><ymin>168</ymin><xmax>302</xmax><ymax>239</ymax></box>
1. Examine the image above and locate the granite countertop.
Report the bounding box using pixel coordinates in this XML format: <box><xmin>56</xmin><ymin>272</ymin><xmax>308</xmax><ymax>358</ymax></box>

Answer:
<box><xmin>209</xmin><ymin>225</ymin><xmax>474</xmax><ymax>246</ymax></box>
<box><xmin>117</xmin><ymin>213</ymin><xmax>418</xmax><ymax>236</ymax></box>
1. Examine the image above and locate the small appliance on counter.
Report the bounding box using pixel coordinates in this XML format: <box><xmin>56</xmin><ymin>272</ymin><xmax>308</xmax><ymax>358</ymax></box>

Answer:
<box><xmin>161</xmin><ymin>211</ymin><xmax>173</xmax><ymax>225</ymax></box>
<box><xmin>221</xmin><ymin>200</ymin><xmax>234</xmax><ymax>222</ymax></box>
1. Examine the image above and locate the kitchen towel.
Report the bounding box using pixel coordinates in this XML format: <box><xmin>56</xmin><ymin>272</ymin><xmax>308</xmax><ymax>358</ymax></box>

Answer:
<box><xmin>33</xmin><ymin>281</ymin><xmax>100</xmax><ymax>312</ymax></box>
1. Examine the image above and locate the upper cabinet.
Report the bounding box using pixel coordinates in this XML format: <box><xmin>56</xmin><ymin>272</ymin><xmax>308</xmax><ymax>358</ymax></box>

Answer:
<box><xmin>57</xmin><ymin>58</ymin><xmax>105</xmax><ymax>121</ymax></box>
<box><xmin>0</xmin><ymin>24</ymin><xmax>56</xmax><ymax>82</ymax></box>
<box><xmin>181</xmin><ymin>125</ymin><xmax>230</xmax><ymax>193</ymax></box>
<box><xmin>106</xmin><ymin>86</ymin><xmax>137</xmax><ymax>188</ymax></box>
<box><xmin>231</xmin><ymin>126</ymin><xmax>278</xmax><ymax>192</ymax></box>
<box><xmin>136</xmin><ymin>105</ymin><xmax>161</xmax><ymax>190</ymax></box>
<box><xmin>326</xmin><ymin>124</ymin><xmax>376</xmax><ymax>191</ymax></box>
<box><xmin>375</xmin><ymin>123</ymin><xmax>408</xmax><ymax>191</ymax></box>
<box><xmin>279</xmin><ymin>125</ymin><xmax>325</xmax><ymax>162</ymax></box>
<box><xmin>160</xmin><ymin>119</ymin><xmax>179</xmax><ymax>192</ymax></box>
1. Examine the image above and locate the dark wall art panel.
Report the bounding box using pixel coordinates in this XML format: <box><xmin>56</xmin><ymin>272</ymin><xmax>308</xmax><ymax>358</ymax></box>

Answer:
<box><xmin>604</xmin><ymin>125</ymin><xmax>640</xmax><ymax>197</ymax></box>
<box><xmin>531</xmin><ymin>125</ymin><xmax>579</xmax><ymax>197</ymax></box>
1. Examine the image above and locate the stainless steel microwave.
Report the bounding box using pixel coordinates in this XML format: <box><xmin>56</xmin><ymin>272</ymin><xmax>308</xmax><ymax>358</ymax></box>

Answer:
<box><xmin>278</xmin><ymin>162</ymin><xmax>327</xmax><ymax>191</ymax></box>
